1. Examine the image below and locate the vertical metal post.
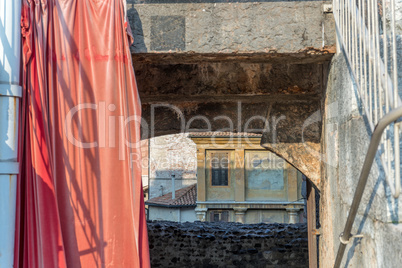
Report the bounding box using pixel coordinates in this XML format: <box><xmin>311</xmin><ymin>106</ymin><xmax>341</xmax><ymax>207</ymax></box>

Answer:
<box><xmin>306</xmin><ymin>180</ymin><xmax>318</xmax><ymax>268</ymax></box>
<box><xmin>171</xmin><ymin>175</ymin><xmax>175</xmax><ymax>199</ymax></box>
<box><xmin>0</xmin><ymin>0</ymin><xmax>22</xmax><ymax>266</ymax></box>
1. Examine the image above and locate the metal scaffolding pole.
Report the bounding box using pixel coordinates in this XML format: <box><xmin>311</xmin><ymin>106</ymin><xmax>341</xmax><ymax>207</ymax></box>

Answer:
<box><xmin>0</xmin><ymin>0</ymin><xmax>22</xmax><ymax>266</ymax></box>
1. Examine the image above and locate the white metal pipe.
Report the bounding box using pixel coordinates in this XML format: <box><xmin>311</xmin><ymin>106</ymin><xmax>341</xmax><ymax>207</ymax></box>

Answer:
<box><xmin>373</xmin><ymin>0</ymin><xmax>379</xmax><ymax>123</ymax></box>
<box><xmin>353</xmin><ymin>1</ymin><xmax>357</xmax><ymax>72</ymax></box>
<box><xmin>391</xmin><ymin>0</ymin><xmax>398</xmax><ymax>110</ymax></box>
<box><xmin>171</xmin><ymin>175</ymin><xmax>175</xmax><ymax>199</ymax></box>
<box><xmin>390</xmin><ymin>0</ymin><xmax>401</xmax><ymax>196</ymax></box>
<box><xmin>395</xmin><ymin>123</ymin><xmax>401</xmax><ymax>188</ymax></box>
<box><xmin>362</xmin><ymin>0</ymin><xmax>368</xmax><ymax>109</ymax></box>
<box><xmin>0</xmin><ymin>0</ymin><xmax>21</xmax><ymax>267</ymax></box>
<box><xmin>358</xmin><ymin>0</ymin><xmax>363</xmax><ymax>98</ymax></box>
<box><xmin>382</xmin><ymin>0</ymin><xmax>390</xmax><ymax>116</ymax></box>
<box><xmin>368</xmin><ymin>0</ymin><xmax>374</xmax><ymax>123</ymax></box>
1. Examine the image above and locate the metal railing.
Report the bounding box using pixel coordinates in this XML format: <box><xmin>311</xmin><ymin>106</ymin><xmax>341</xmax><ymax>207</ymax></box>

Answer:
<box><xmin>333</xmin><ymin>0</ymin><xmax>402</xmax><ymax>266</ymax></box>
<box><xmin>333</xmin><ymin>0</ymin><xmax>402</xmax><ymax>197</ymax></box>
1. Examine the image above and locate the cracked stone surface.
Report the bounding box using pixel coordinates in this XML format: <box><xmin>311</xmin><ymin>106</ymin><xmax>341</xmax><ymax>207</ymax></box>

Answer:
<box><xmin>127</xmin><ymin>0</ymin><xmax>335</xmax><ymax>54</ymax></box>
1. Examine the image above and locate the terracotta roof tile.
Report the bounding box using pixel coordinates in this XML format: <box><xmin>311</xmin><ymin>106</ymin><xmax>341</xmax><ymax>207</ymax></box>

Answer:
<box><xmin>146</xmin><ymin>184</ymin><xmax>197</xmax><ymax>207</ymax></box>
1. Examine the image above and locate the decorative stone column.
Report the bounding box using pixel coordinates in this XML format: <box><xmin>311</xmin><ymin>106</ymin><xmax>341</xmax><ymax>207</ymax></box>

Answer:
<box><xmin>233</xmin><ymin>207</ymin><xmax>247</xmax><ymax>223</ymax></box>
<box><xmin>195</xmin><ymin>207</ymin><xmax>208</xmax><ymax>222</ymax></box>
<box><xmin>286</xmin><ymin>206</ymin><xmax>301</xmax><ymax>224</ymax></box>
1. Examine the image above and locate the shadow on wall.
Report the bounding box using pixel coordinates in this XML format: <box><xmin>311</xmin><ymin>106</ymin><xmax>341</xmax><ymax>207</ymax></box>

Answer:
<box><xmin>341</xmin><ymin>55</ymin><xmax>400</xmax><ymax>267</ymax></box>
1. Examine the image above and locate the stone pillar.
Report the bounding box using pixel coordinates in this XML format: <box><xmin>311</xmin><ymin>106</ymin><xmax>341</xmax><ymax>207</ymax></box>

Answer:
<box><xmin>233</xmin><ymin>207</ymin><xmax>247</xmax><ymax>223</ymax></box>
<box><xmin>195</xmin><ymin>207</ymin><xmax>208</xmax><ymax>222</ymax></box>
<box><xmin>286</xmin><ymin>206</ymin><xmax>300</xmax><ymax>224</ymax></box>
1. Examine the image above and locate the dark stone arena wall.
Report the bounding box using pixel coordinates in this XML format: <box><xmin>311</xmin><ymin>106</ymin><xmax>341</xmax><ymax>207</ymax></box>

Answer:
<box><xmin>147</xmin><ymin>221</ymin><xmax>308</xmax><ymax>268</ymax></box>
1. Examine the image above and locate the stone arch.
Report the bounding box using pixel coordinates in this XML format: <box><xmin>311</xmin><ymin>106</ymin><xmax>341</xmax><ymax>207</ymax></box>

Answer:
<box><xmin>136</xmin><ymin>55</ymin><xmax>328</xmax><ymax>190</ymax></box>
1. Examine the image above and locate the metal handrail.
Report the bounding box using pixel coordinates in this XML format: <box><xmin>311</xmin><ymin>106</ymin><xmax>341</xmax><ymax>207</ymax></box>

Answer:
<box><xmin>334</xmin><ymin>106</ymin><xmax>402</xmax><ymax>268</ymax></box>
<box><xmin>333</xmin><ymin>0</ymin><xmax>402</xmax><ymax>266</ymax></box>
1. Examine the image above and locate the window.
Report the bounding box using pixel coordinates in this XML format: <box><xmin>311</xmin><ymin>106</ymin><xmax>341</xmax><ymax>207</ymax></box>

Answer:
<box><xmin>210</xmin><ymin>152</ymin><xmax>229</xmax><ymax>186</ymax></box>
<box><xmin>209</xmin><ymin>210</ymin><xmax>229</xmax><ymax>222</ymax></box>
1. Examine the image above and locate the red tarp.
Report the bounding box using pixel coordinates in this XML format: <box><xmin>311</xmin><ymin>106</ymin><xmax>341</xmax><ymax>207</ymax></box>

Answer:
<box><xmin>16</xmin><ymin>0</ymin><xmax>150</xmax><ymax>267</ymax></box>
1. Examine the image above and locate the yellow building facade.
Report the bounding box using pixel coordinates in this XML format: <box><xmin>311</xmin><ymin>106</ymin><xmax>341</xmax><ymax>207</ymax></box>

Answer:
<box><xmin>190</xmin><ymin>133</ymin><xmax>304</xmax><ymax>224</ymax></box>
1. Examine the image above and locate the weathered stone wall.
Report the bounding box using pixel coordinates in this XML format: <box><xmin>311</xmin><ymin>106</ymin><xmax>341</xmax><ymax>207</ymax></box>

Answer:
<box><xmin>147</xmin><ymin>221</ymin><xmax>308</xmax><ymax>268</ymax></box>
<box><xmin>148</xmin><ymin>207</ymin><xmax>198</xmax><ymax>222</ymax></box>
<box><xmin>135</xmin><ymin>62</ymin><xmax>324</xmax><ymax>98</ymax></box>
<box><xmin>127</xmin><ymin>0</ymin><xmax>335</xmax><ymax>54</ymax></box>
<box><xmin>140</xmin><ymin>139</ymin><xmax>149</xmax><ymax>188</ymax></box>
<box><xmin>128</xmin><ymin>0</ymin><xmax>334</xmax><ymax>189</ymax></box>
<box><xmin>321</xmin><ymin>52</ymin><xmax>402</xmax><ymax>267</ymax></box>
<box><xmin>149</xmin><ymin>133</ymin><xmax>197</xmax><ymax>199</ymax></box>
<box><xmin>384</xmin><ymin>0</ymin><xmax>402</xmax><ymax>34</ymax></box>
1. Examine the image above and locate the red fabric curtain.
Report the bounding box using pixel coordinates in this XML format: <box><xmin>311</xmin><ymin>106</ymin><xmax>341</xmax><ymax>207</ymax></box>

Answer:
<box><xmin>16</xmin><ymin>0</ymin><xmax>150</xmax><ymax>267</ymax></box>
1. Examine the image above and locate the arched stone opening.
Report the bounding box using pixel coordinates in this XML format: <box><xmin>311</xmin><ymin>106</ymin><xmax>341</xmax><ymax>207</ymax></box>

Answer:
<box><xmin>136</xmin><ymin>55</ymin><xmax>328</xmax><ymax>190</ymax></box>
